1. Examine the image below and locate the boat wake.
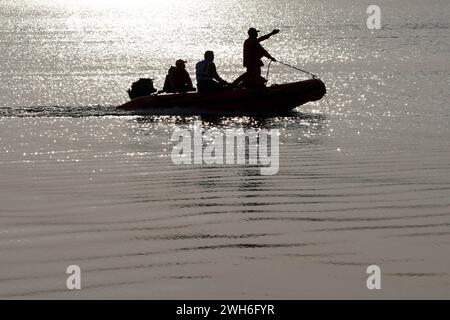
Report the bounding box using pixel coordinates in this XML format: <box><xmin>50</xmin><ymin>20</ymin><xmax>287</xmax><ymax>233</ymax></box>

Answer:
<box><xmin>0</xmin><ymin>105</ymin><xmax>323</xmax><ymax>118</ymax></box>
<box><xmin>0</xmin><ymin>105</ymin><xmax>129</xmax><ymax>118</ymax></box>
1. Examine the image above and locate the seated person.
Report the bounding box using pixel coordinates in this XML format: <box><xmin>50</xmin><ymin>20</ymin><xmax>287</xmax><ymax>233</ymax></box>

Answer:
<box><xmin>163</xmin><ymin>59</ymin><xmax>195</xmax><ymax>93</ymax></box>
<box><xmin>195</xmin><ymin>51</ymin><xmax>229</xmax><ymax>93</ymax></box>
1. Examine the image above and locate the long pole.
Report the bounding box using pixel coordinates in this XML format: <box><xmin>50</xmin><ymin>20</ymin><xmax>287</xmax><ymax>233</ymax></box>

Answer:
<box><xmin>276</xmin><ymin>61</ymin><xmax>319</xmax><ymax>79</ymax></box>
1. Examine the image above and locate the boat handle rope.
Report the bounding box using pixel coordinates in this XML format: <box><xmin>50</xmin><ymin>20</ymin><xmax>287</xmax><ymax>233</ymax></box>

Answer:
<box><xmin>266</xmin><ymin>59</ymin><xmax>273</xmax><ymax>80</ymax></box>
<box><xmin>267</xmin><ymin>60</ymin><xmax>319</xmax><ymax>80</ymax></box>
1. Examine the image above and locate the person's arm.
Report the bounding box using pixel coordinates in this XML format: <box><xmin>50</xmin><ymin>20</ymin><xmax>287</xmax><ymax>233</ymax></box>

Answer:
<box><xmin>184</xmin><ymin>70</ymin><xmax>194</xmax><ymax>88</ymax></box>
<box><xmin>257</xmin><ymin>29</ymin><xmax>280</xmax><ymax>42</ymax></box>
<box><xmin>259</xmin><ymin>44</ymin><xmax>277</xmax><ymax>62</ymax></box>
<box><xmin>187</xmin><ymin>77</ymin><xmax>194</xmax><ymax>89</ymax></box>
<box><xmin>210</xmin><ymin>63</ymin><xmax>228</xmax><ymax>84</ymax></box>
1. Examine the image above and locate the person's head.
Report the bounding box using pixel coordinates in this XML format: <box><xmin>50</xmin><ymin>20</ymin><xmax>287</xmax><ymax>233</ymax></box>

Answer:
<box><xmin>175</xmin><ymin>59</ymin><xmax>186</xmax><ymax>69</ymax></box>
<box><xmin>204</xmin><ymin>51</ymin><xmax>214</xmax><ymax>62</ymax></box>
<box><xmin>248</xmin><ymin>27</ymin><xmax>260</xmax><ymax>39</ymax></box>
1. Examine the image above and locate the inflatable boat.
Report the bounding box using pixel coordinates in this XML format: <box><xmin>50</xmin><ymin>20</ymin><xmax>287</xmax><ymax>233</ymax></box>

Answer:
<box><xmin>117</xmin><ymin>78</ymin><xmax>326</xmax><ymax>115</ymax></box>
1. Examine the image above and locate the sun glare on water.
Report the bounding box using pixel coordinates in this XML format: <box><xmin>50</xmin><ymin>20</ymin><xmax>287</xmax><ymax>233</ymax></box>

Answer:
<box><xmin>47</xmin><ymin>0</ymin><xmax>188</xmax><ymax>10</ymax></box>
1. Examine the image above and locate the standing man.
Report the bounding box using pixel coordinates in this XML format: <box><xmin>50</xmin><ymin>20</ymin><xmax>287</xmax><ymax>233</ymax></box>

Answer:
<box><xmin>195</xmin><ymin>51</ymin><xmax>229</xmax><ymax>93</ymax></box>
<box><xmin>233</xmin><ymin>27</ymin><xmax>280</xmax><ymax>88</ymax></box>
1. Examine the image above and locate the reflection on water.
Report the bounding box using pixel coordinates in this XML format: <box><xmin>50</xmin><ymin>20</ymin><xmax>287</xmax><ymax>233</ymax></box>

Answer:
<box><xmin>1</xmin><ymin>108</ymin><xmax>449</xmax><ymax>298</ymax></box>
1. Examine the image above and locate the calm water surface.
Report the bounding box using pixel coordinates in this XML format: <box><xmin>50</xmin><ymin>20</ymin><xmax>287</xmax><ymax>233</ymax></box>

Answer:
<box><xmin>0</xmin><ymin>0</ymin><xmax>449</xmax><ymax>298</ymax></box>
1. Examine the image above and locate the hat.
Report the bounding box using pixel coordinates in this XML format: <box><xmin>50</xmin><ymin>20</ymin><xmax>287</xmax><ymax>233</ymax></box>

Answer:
<box><xmin>175</xmin><ymin>59</ymin><xmax>187</xmax><ymax>68</ymax></box>
<box><xmin>248</xmin><ymin>27</ymin><xmax>260</xmax><ymax>35</ymax></box>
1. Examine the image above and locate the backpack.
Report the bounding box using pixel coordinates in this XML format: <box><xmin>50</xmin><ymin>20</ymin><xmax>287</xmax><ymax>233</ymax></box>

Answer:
<box><xmin>127</xmin><ymin>78</ymin><xmax>157</xmax><ymax>99</ymax></box>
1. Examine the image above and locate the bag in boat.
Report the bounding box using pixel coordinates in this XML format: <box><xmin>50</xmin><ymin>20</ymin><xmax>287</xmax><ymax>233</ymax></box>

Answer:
<box><xmin>127</xmin><ymin>78</ymin><xmax>157</xmax><ymax>100</ymax></box>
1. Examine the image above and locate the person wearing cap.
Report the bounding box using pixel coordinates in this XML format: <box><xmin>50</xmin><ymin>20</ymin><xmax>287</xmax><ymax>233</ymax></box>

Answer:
<box><xmin>163</xmin><ymin>59</ymin><xmax>195</xmax><ymax>93</ymax></box>
<box><xmin>195</xmin><ymin>51</ymin><xmax>229</xmax><ymax>93</ymax></box>
<box><xmin>233</xmin><ymin>28</ymin><xmax>280</xmax><ymax>88</ymax></box>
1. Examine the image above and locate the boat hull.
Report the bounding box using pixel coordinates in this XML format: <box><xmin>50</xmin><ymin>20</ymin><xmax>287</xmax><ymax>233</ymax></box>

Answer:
<box><xmin>117</xmin><ymin>78</ymin><xmax>326</xmax><ymax>115</ymax></box>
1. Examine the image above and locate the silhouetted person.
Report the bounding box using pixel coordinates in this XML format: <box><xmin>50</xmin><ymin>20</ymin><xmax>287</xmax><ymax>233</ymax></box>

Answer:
<box><xmin>195</xmin><ymin>51</ymin><xmax>229</xmax><ymax>93</ymax></box>
<box><xmin>233</xmin><ymin>28</ymin><xmax>279</xmax><ymax>88</ymax></box>
<box><xmin>163</xmin><ymin>59</ymin><xmax>195</xmax><ymax>93</ymax></box>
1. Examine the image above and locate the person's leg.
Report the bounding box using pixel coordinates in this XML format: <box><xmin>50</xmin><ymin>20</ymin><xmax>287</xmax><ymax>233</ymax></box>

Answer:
<box><xmin>241</xmin><ymin>67</ymin><xmax>256</xmax><ymax>88</ymax></box>
<box><xmin>197</xmin><ymin>80</ymin><xmax>219</xmax><ymax>93</ymax></box>
<box><xmin>210</xmin><ymin>81</ymin><xmax>224</xmax><ymax>92</ymax></box>
<box><xmin>255</xmin><ymin>66</ymin><xmax>262</xmax><ymax>77</ymax></box>
<box><xmin>232</xmin><ymin>72</ymin><xmax>248</xmax><ymax>88</ymax></box>
<box><xmin>242</xmin><ymin>67</ymin><xmax>266</xmax><ymax>88</ymax></box>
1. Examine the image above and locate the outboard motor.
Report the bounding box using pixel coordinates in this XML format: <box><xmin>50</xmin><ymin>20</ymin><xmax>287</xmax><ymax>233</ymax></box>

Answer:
<box><xmin>127</xmin><ymin>78</ymin><xmax>157</xmax><ymax>100</ymax></box>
